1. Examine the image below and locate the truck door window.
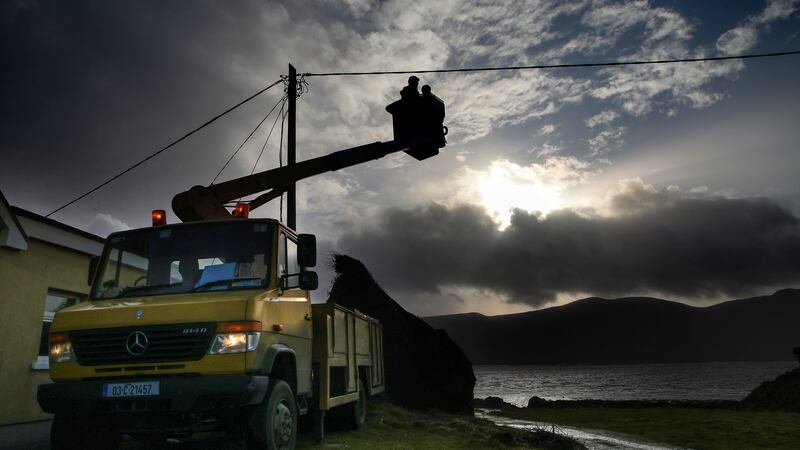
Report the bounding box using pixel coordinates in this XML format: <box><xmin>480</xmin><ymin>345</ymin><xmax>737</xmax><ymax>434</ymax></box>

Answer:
<box><xmin>278</xmin><ymin>232</ymin><xmax>300</xmax><ymax>289</ymax></box>
<box><xmin>278</xmin><ymin>232</ymin><xmax>287</xmax><ymax>278</ymax></box>
<box><xmin>287</xmin><ymin>238</ymin><xmax>299</xmax><ymax>281</ymax></box>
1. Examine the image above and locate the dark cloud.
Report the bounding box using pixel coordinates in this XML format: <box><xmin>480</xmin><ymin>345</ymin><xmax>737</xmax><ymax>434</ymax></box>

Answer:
<box><xmin>338</xmin><ymin>181</ymin><xmax>800</xmax><ymax>307</ymax></box>
<box><xmin>0</xmin><ymin>1</ymin><xmax>292</xmax><ymax>221</ymax></box>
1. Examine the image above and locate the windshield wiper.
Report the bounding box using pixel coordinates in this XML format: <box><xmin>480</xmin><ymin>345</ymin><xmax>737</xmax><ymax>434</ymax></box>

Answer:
<box><xmin>118</xmin><ymin>283</ymin><xmax>176</xmax><ymax>297</ymax></box>
<box><xmin>191</xmin><ymin>277</ymin><xmax>263</xmax><ymax>292</ymax></box>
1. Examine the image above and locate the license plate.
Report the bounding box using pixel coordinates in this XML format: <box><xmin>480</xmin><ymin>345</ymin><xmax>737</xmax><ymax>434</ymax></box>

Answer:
<box><xmin>102</xmin><ymin>381</ymin><xmax>160</xmax><ymax>398</ymax></box>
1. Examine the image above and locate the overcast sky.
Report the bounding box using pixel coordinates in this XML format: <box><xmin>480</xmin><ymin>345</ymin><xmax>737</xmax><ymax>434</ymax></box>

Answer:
<box><xmin>2</xmin><ymin>0</ymin><xmax>800</xmax><ymax>316</ymax></box>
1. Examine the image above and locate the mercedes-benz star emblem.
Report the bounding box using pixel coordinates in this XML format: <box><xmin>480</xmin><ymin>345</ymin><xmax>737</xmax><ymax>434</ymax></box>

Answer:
<box><xmin>126</xmin><ymin>331</ymin><xmax>148</xmax><ymax>356</ymax></box>
<box><xmin>135</xmin><ymin>309</ymin><xmax>144</xmax><ymax>319</ymax></box>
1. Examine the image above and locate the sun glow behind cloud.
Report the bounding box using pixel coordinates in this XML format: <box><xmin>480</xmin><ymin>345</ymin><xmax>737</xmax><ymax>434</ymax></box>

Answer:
<box><xmin>479</xmin><ymin>164</ymin><xmax>562</xmax><ymax>228</ymax></box>
<box><xmin>475</xmin><ymin>158</ymin><xmax>594</xmax><ymax>229</ymax></box>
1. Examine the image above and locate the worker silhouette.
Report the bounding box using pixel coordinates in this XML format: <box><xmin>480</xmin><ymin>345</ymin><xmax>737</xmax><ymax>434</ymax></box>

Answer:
<box><xmin>421</xmin><ymin>85</ymin><xmax>444</xmax><ymax>118</ymax></box>
<box><xmin>400</xmin><ymin>76</ymin><xmax>420</xmax><ymax>100</ymax></box>
<box><xmin>178</xmin><ymin>258</ymin><xmax>201</xmax><ymax>286</ymax></box>
<box><xmin>421</xmin><ymin>84</ymin><xmax>447</xmax><ymax>146</ymax></box>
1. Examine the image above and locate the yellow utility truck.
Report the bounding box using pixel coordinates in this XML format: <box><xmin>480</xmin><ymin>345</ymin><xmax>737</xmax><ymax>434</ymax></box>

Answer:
<box><xmin>38</xmin><ymin>80</ymin><xmax>446</xmax><ymax>450</ymax></box>
<box><xmin>39</xmin><ymin>218</ymin><xmax>384</xmax><ymax>449</ymax></box>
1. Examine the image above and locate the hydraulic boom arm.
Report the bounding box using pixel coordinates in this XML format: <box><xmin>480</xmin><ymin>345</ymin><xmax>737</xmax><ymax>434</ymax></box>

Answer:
<box><xmin>173</xmin><ymin>81</ymin><xmax>447</xmax><ymax>224</ymax></box>
<box><xmin>172</xmin><ymin>137</ymin><xmax>434</xmax><ymax>222</ymax></box>
<box><xmin>172</xmin><ymin>77</ymin><xmax>447</xmax><ymax>222</ymax></box>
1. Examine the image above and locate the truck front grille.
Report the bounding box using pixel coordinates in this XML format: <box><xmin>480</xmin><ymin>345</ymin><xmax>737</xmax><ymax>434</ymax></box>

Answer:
<box><xmin>70</xmin><ymin>323</ymin><xmax>214</xmax><ymax>366</ymax></box>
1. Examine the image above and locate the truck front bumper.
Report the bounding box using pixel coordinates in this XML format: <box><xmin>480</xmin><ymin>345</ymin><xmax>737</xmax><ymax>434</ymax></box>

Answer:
<box><xmin>38</xmin><ymin>375</ymin><xmax>269</xmax><ymax>415</ymax></box>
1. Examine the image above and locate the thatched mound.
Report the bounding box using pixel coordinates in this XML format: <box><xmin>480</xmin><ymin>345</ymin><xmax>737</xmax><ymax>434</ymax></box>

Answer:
<box><xmin>326</xmin><ymin>254</ymin><xmax>475</xmax><ymax>414</ymax></box>
<box><xmin>741</xmin><ymin>367</ymin><xmax>800</xmax><ymax>412</ymax></box>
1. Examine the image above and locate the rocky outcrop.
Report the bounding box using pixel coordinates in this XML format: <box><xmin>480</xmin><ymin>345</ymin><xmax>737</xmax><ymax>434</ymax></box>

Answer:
<box><xmin>741</xmin><ymin>367</ymin><xmax>800</xmax><ymax>412</ymax></box>
<box><xmin>527</xmin><ymin>396</ymin><xmax>549</xmax><ymax>408</ymax></box>
<box><xmin>476</xmin><ymin>396</ymin><xmax>514</xmax><ymax>409</ymax></box>
<box><xmin>326</xmin><ymin>254</ymin><xmax>475</xmax><ymax>414</ymax></box>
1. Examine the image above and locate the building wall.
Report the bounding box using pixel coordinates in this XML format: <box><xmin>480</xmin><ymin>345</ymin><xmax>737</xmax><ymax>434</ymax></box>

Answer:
<box><xmin>0</xmin><ymin>239</ymin><xmax>93</xmax><ymax>425</ymax></box>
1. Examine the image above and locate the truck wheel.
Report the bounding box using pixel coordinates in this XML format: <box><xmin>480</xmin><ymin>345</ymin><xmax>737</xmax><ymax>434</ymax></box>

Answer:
<box><xmin>326</xmin><ymin>379</ymin><xmax>367</xmax><ymax>431</ymax></box>
<box><xmin>51</xmin><ymin>414</ymin><xmax>120</xmax><ymax>450</ymax></box>
<box><xmin>247</xmin><ymin>379</ymin><xmax>297</xmax><ymax>450</ymax></box>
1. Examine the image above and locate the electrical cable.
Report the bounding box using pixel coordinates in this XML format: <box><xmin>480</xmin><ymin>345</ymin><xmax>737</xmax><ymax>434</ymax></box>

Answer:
<box><xmin>303</xmin><ymin>50</ymin><xmax>800</xmax><ymax>77</ymax></box>
<box><xmin>45</xmin><ymin>79</ymin><xmax>284</xmax><ymax>218</ymax></box>
<box><xmin>229</xmin><ymin>99</ymin><xmax>287</xmax><ymax>206</ymax></box>
<box><xmin>251</xmin><ymin>100</ymin><xmax>286</xmax><ymax>176</ymax></box>
<box><xmin>211</xmin><ymin>94</ymin><xmax>287</xmax><ymax>184</ymax></box>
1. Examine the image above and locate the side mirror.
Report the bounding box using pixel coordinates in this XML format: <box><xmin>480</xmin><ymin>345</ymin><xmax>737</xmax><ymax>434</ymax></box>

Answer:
<box><xmin>88</xmin><ymin>256</ymin><xmax>100</xmax><ymax>285</ymax></box>
<box><xmin>299</xmin><ymin>271</ymin><xmax>318</xmax><ymax>291</ymax></box>
<box><xmin>297</xmin><ymin>234</ymin><xmax>317</xmax><ymax>268</ymax></box>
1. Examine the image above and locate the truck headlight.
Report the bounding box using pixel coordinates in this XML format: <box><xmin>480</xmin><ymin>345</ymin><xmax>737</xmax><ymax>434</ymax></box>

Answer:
<box><xmin>208</xmin><ymin>322</ymin><xmax>262</xmax><ymax>354</ymax></box>
<box><xmin>49</xmin><ymin>332</ymin><xmax>75</xmax><ymax>363</ymax></box>
<box><xmin>208</xmin><ymin>332</ymin><xmax>260</xmax><ymax>354</ymax></box>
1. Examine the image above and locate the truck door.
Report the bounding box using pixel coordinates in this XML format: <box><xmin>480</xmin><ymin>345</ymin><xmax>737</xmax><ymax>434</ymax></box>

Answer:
<box><xmin>276</xmin><ymin>231</ymin><xmax>312</xmax><ymax>337</ymax></box>
<box><xmin>276</xmin><ymin>230</ymin><xmax>313</xmax><ymax>394</ymax></box>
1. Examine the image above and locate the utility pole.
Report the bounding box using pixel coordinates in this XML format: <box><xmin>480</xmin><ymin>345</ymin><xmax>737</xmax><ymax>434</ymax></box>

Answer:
<box><xmin>287</xmin><ymin>64</ymin><xmax>297</xmax><ymax>230</ymax></box>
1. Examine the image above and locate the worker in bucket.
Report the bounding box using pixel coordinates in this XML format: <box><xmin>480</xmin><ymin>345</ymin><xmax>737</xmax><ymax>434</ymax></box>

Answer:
<box><xmin>400</xmin><ymin>75</ymin><xmax>420</xmax><ymax>99</ymax></box>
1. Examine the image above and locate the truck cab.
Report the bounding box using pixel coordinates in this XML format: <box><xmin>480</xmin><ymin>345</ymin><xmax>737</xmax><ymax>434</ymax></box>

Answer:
<box><xmin>37</xmin><ymin>218</ymin><xmax>372</xmax><ymax>449</ymax></box>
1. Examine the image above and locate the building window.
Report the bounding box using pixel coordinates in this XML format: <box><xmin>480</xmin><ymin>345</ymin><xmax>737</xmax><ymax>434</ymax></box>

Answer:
<box><xmin>32</xmin><ymin>291</ymin><xmax>78</xmax><ymax>370</ymax></box>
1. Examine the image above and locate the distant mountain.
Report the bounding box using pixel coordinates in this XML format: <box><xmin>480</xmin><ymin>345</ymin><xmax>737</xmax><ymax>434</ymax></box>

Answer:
<box><xmin>423</xmin><ymin>289</ymin><xmax>800</xmax><ymax>365</ymax></box>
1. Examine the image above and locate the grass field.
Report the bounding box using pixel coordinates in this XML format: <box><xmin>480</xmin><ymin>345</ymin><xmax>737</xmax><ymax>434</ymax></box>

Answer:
<box><xmin>496</xmin><ymin>406</ymin><xmax>800</xmax><ymax>450</ymax></box>
<box><xmin>297</xmin><ymin>398</ymin><xmax>582</xmax><ymax>449</ymax></box>
<box><xmin>116</xmin><ymin>398</ymin><xmax>581</xmax><ymax>449</ymax></box>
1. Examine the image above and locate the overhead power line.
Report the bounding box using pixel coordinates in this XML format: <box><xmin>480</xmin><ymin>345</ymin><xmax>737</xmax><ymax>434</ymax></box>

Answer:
<box><xmin>45</xmin><ymin>79</ymin><xmax>284</xmax><ymax>218</ymax></box>
<box><xmin>304</xmin><ymin>50</ymin><xmax>800</xmax><ymax>77</ymax></box>
<box><xmin>211</xmin><ymin>94</ymin><xmax>287</xmax><ymax>184</ymax></box>
<box><xmin>250</xmin><ymin>101</ymin><xmax>286</xmax><ymax>176</ymax></box>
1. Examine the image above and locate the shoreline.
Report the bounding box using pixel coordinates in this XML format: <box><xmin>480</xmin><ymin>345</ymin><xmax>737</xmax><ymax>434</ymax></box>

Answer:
<box><xmin>476</xmin><ymin>410</ymin><xmax>684</xmax><ymax>450</ymax></box>
<box><xmin>475</xmin><ymin>397</ymin><xmax>740</xmax><ymax>410</ymax></box>
<box><xmin>474</xmin><ymin>388</ymin><xmax>800</xmax><ymax>450</ymax></box>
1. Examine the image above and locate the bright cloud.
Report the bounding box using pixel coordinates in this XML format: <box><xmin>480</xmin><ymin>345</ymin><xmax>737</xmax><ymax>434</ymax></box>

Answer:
<box><xmin>531</xmin><ymin>143</ymin><xmax>562</xmax><ymax>158</ymax></box>
<box><xmin>585</xmin><ymin>110</ymin><xmax>620</xmax><ymax>128</ymax></box>
<box><xmin>716</xmin><ymin>0</ymin><xmax>799</xmax><ymax>54</ymax></box>
<box><xmin>537</xmin><ymin>124</ymin><xmax>556</xmax><ymax>136</ymax></box>
<box><xmin>85</xmin><ymin>213</ymin><xmax>130</xmax><ymax>237</ymax></box>
<box><xmin>588</xmin><ymin>126</ymin><xmax>627</xmax><ymax>156</ymax></box>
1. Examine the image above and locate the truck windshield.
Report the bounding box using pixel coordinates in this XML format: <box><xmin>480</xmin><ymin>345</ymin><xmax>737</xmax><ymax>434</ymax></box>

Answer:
<box><xmin>92</xmin><ymin>221</ymin><xmax>273</xmax><ymax>300</ymax></box>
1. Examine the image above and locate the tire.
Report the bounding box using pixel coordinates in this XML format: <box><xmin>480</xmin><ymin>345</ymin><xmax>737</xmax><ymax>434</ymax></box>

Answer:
<box><xmin>326</xmin><ymin>378</ymin><xmax>367</xmax><ymax>431</ymax></box>
<box><xmin>352</xmin><ymin>379</ymin><xmax>367</xmax><ymax>429</ymax></box>
<box><xmin>247</xmin><ymin>380</ymin><xmax>297</xmax><ymax>450</ymax></box>
<box><xmin>342</xmin><ymin>379</ymin><xmax>367</xmax><ymax>430</ymax></box>
<box><xmin>51</xmin><ymin>414</ymin><xmax>120</xmax><ymax>450</ymax></box>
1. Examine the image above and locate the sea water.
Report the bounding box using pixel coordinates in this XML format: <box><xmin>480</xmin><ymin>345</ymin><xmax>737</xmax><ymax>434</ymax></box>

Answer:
<box><xmin>474</xmin><ymin>361</ymin><xmax>797</xmax><ymax>406</ymax></box>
